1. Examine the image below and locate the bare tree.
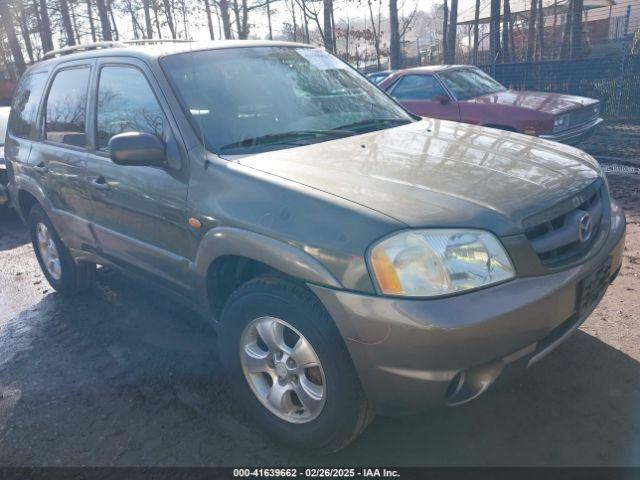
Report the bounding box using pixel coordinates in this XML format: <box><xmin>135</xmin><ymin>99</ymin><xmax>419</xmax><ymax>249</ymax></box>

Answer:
<box><xmin>323</xmin><ymin>0</ymin><xmax>334</xmax><ymax>52</ymax></box>
<box><xmin>85</xmin><ymin>0</ymin><xmax>98</xmax><ymax>41</ymax></box>
<box><xmin>0</xmin><ymin>0</ymin><xmax>26</xmax><ymax>75</ymax></box>
<box><xmin>441</xmin><ymin>0</ymin><xmax>448</xmax><ymax>62</ymax></box>
<box><xmin>17</xmin><ymin>0</ymin><xmax>34</xmax><ymax>62</ymax></box>
<box><xmin>96</xmin><ymin>0</ymin><xmax>113</xmax><ymax>40</ymax></box>
<box><xmin>388</xmin><ymin>0</ymin><xmax>401</xmax><ymax>68</ymax></box>
<box><xmin>37</xmin><ymin>0</ymin><xmax>54</xmax><ymax>51</ymax></box>
<box><xmin>536</xmin><ymin>0</ymin><xmax>544</xmax><ymax>59</ymax></box>
<box><xmin>445</xmin><ymin>0</ymin><xmax>457</xmax><ymax>63</ymax></box>
<box><xmin>162</xmin><ymin>0</ymin><xmax>177</xmax><ymax>38</ymax></box>
<box><xmin>569</xmin><ymin>0</ymin><xmax>583</xmax><ymax>57</ymax></box>
<box><xmin>141</xmin><ymin>0</ymin><xmax>154</xmax><ymax>37</ymax></box>
<box><xmin>526</xmin><ymin>0</ymin><xmax>537</xmax><ymax>60</ymax></box>
<box><xmin>502</xmin><ymin>0</ymin><xmax>510</xmax><ymax>61</ymax></box>
<box><xmin>472</xmin><ymin>0</ymin><xmax>479</xmax><ymax>62</ymax></box>
<box><xmin>489</xmin><ymin>0</ymin><xmax>500</xmax><ymax>62</ymax></box>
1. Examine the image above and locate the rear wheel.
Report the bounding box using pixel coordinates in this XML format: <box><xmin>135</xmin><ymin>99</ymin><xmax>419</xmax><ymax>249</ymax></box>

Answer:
<box><xmin>28</xmin><ymin>204</ymin><xmax>96</xmax><ymax>295</ymax></box>
<box><xmin>219</xmin><ymin>275</ymin><xmax>373</xmax><ymax>453</ymax></box>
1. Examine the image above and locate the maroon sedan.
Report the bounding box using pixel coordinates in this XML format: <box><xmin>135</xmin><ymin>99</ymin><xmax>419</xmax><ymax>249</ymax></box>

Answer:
<box><xmin>379</xmin><ymin>65</ymin><xmax>603</xmax><ymax>145</ymax></box>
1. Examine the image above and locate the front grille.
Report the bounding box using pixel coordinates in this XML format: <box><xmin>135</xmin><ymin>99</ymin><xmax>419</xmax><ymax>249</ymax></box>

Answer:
<box><xmin>524</xmin><ymin>182</ymin><xmax>605</xmax><ymax>266</ymax></box>
<box><xmin>568</xmin><ymin>103</ymin><xmax>599</xmax><ymax>128</ymax></box>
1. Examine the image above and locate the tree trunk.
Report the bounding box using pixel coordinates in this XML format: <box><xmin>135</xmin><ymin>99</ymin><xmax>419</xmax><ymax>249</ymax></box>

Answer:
<box><xmin>442</xmin><ymin>0</ymin><xmax>448</xmax><ymax>62</ymax></box>
<box><xmin>152</xmin><ymin>0</ymin><xmax>162</xmax><ymax>37</ymax></box>
<box><xmin>108</xmin><ymin>0</ymin><xmax>119</xmax><ymax>39</ymax></box>
<box><xmin>445</xmin><ymin>0</ymin><xmax>458</xmax><ymax>63</ymax></box>
<box><xmin>17</xmin><ymin>0</ymin><xmax>34</xmax><ymax>63</ymax></box>
<box><xmin>323</xmin><ymin>0</ymin><xmax>334</xmax><ymax>52</ymax></box>
<box><xmin>502</xmin><ymin>0</ymin><xmax>510</xmax><ymax>61</ymax></box>
<box><xmin>368</xmin><ymin>0</ymin><xmax>381</xmax><ymax>69</ymax></box>
<box><xmin>37</xmin><ymin>0</ymin><xmax>54</xmax><ymax>52</ymax></box>
<box><xmin>570</xmin><ymin>0</ymin><xmax>583</xmax><ymax>57</ymax></box>
<box><xmin>232</xmin><ymin>0</ymin><xmax>241</xmax><ymax>38</ymax></box>
<box><xmin>291</xmin><ymin>0</ymin><xmax>297</xmax><ymax>41</ymax></box>
<box><xmin>218</xmin><ymin>0</ymin><xmax>232</xmax><ymax>39</ymax></box>
<box><xmin>301</xmin><ymin>0</ymin><xmax>309</xmax><ymax>42</ymax></box>
<box><xmin>96</xmin><ymin>0</ymin><xmax>112</xmax><ymax>40</ymax></box>
<box><xmin>537</xmin><ymin>0</ymin><xmax>544</xmax><ymax>59</ymax></box>
<box><xmin>266</xmin><ymin>0</ymin><xmax>272</xmax><ymax>39</ymax></box>
<box><xmin>560</xmin><ymin>0</ymin><xmax>572</xmax><ymax>58</ymax></box>
<box><xmin>0</xmin><ymin>0</ymin><xmax>27</xmax><ymax>75</ymax></box>
<box><xmin>203</xmin><ymin>0</ymin><xmax>215</xmax><ymax>39</ymax></box>
<box><xmin>163</xmin><ymin>0</ymin><xmax>177</xmax><ymax>38</ymax></box>
<box><xmin>526</xmin><ymin>0</ymin><xmax>537</xmax><ymax>60</ymax></box>
<box><xmin>389</xmin><ymin>0</ymin><xmax>401</xmax><ymax>68</ymax></box>
<box><xmin>489</xmin><ymin>0</ymin><xmax>500</xmax><ymax>62</ymax></box>
<box><xmin>473</xmin><ymin>0</ymin><xmax>480</xmax><ymax>62</ymax></box>
<box><xmin>86</xmin><ymin>0</ymin><xmax>98</xmax><ymax>41</ymax></box>
<box><xmin>142</xmin><ymin>0</ymin><xmax>153</xmax><ymax>38</ymax></box>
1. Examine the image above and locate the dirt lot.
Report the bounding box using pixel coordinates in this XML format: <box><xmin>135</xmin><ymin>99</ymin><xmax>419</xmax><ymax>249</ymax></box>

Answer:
<box><xmin>0</xmin><ymin>123</ymin><xmax>639</xmax><ymax>466</ymax></box>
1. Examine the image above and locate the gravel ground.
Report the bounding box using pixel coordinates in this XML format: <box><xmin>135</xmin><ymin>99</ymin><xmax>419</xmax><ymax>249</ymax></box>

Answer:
<box><xmin>0</xmin><ymin>125</ymin><xmax>639</xmax><ymax>467</ymax></box>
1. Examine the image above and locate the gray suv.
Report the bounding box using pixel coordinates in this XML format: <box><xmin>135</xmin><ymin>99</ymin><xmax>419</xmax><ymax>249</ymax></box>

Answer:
<box><xmin>5</xmin><ymin>40</ymin><xmax>626</xmax><ymax>452</ymax></box>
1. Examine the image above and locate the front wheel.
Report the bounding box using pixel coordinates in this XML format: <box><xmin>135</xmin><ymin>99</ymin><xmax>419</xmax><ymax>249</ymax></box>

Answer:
<box><xmin>219</xmin><ymin>275</ymin><xmax>373</xmax><ymax>453</ymax></box>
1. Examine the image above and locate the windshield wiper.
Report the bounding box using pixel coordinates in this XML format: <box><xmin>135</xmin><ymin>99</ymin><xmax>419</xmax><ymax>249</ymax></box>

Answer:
<box><xmin>332</xmin><ymin>118</ymin><xmax>412</xmax><ymax>132</ymax></box>
<box><xmin>219</xmin><ymin>129</ymin><xmax>356</xmax><ymax>152</ymax></box>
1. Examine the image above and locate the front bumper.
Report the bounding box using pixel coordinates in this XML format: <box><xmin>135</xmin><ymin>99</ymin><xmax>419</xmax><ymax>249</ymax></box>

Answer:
<box><xmin>539</xmin><ymin>117</ymin><xmax>603</xmax><ymax>145</ymax></box>
<box><xmin>310</xmin><ymin>203</ymin><xmax>626</xmax><ymax>415</ymax></box>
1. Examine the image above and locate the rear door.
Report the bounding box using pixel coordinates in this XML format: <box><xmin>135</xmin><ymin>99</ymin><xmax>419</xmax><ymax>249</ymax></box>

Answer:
<box><xmin>28</xmin><ymin>60</ymin><xmax>94</xmax><ymax>251</ymax></box>
<box><xmin>83</xmin><ymin>57</ymin><xmax>195</xmax><ymax>295</ymax></box>
<box><xmin>387</xmin><ymin>74</ymin><xmax>460</xmax><ymax>120</ymax></box>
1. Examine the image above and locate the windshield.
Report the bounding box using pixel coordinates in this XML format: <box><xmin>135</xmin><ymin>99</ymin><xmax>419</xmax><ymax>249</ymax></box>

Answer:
<box><xmin>161</xmin><ymin>46</ymin><xmax>412</xmax><ymax>154</ymax></box>
<box><xmin>0</xmin><ymin>107</ymin><xmax>10</xmax><ymax>146</ymax></box>
<box><xmin>438</xmin><ymin>68</ymin><xmax>506</xmax><ymax>101</ymax></box>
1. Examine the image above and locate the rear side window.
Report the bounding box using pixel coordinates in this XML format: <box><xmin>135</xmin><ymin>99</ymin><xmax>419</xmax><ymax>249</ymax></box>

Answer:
<box><xmin>96</xmin><ymin>66</ymin><xmax>164</xmax><ymax>151</ymax></box>
<box><xmin>9</xmin><ymin>72</ymin><xmax>48</xmax><ymax>139</ymax></box>
<box><xmin>45</xmin><ymin>67</ymin><xmax>90</xmax><ymax>148</ymax></box>
<box><xmin>390</xmin><ymin>75</ymin><xmax>446</xmax><ymax>101</ymax></box>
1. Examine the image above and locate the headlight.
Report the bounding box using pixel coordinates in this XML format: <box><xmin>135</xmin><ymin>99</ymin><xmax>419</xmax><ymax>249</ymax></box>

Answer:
<box><xmin>369</xmin><ymin>229</ymin><xmax>515</xmax><ymax>297</ymax></box>
<box><xmin>553</xmin><ymin>114</ymin><xmax>570</xmax><ymax>132</ymax></box>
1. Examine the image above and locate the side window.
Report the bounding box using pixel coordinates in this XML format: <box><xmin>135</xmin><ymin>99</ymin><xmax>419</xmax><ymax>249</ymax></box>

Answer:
<box><xmin>96</xmin><ymin>66</ymin><xmax>164</xmax><ymax>151</ymax></box>
<box><xmin>45</xmin><ymin>67</ymin><xmax>90</xmax><ymax>147</ymax></box>
<box><xmin>391</xmin><ymin>75</ymin><xmax>447</xmax><ymax>101</ymax></box>
<box><xmin>9</xmin><ymin>72</ymin><xmax>48</xmax><ymax>139</ymax></box>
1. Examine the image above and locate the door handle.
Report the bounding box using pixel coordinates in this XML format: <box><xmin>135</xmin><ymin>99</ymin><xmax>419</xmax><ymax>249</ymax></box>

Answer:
<box><xmin>91</xmin><ymin>177</ymin><xmax>110</xmax><ymax>191</ymax></box>
<box><xmin>33</xmin><ymin>162</ymin><xmax>48</xmax><ymax>174</ymax></box>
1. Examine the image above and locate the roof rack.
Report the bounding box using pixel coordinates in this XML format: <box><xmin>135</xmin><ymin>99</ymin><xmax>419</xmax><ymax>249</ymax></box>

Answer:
<box><xmin>123</xmin><ymin>39</ymin><xmax>193</xmax><ymax>45</ymax></box>
<box><xmin>42</xmin><ymin>41</ymin><xmax>125</xmax><ymax>60</ymax></box>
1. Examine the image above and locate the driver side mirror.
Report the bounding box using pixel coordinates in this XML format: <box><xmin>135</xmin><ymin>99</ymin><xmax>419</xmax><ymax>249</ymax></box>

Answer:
<box><xmin>432</xmin><ymin>94</ymin><xmax>450</xmax><ymax>105</ymax></box>
<box><xmin>109</xmin><ymin>132</ymin><xmax>166</xmax><ymax>167</ymax></box>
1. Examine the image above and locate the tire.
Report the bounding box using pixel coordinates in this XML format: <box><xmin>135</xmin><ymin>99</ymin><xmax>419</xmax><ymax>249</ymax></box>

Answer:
<box><xmin>28</xmin><ymin>204</ymin><xmax>96</xmax><ymax>295</ymax></box>
<box><xmin>219</xmin><ymin>275</ymin><xmax>373</xmax><ymax>453</ymax></box>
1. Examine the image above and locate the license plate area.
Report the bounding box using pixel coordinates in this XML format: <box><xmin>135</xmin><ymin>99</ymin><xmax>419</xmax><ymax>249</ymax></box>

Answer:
<box><xmin>577</xmin><ymin>258</ymin><xmax>612</xmax><ymax>316</ymax></box>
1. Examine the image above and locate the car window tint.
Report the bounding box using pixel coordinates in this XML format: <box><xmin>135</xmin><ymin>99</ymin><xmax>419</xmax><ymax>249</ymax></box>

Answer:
<box><xmin>9</xmin><ymin>72</ymin><xmax>48</xmax><ymax>139</ymax></box>
<box><xmin>45</xmin><ymin>67</ymin><xmax>90</xmax><ymax>147</ymax></box>
<box><xmin>391</xmin><ymin>75</ymin><xmax>446</xmax><ymax>101</ymax></box>
<box><xmin>96</xmin><ymin>66</ymin><xmax>164</xmax><ymax>151</ymax></box>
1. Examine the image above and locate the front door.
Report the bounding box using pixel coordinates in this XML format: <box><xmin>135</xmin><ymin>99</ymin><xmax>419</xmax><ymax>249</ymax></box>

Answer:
<box><xmin>83</xmin><ymin>59</ymin><xmax>196</xmax><ymax>295</ymax></box>
<box><xmin>388</xmin><ymin>74</ymin><xmax>460</xmax><ymax>121</ymax></box>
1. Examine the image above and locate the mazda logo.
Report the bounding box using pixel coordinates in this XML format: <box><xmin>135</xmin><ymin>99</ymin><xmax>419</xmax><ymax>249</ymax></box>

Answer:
<box><xmin>578</xmin><ymin>212</ymin><xmax>593</xmax><ymax>243</ymax></box>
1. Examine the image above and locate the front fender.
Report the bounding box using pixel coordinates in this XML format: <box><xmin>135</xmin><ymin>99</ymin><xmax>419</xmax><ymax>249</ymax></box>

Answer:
<box><xmin>191</xmin><ymin>226</ymin><xmax>342</xmax><ymax>315</ymax></box>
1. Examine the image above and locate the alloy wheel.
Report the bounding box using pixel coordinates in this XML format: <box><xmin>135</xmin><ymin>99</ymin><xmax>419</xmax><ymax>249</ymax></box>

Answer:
<box><xmin>239</xmin><ymin>316</ymin><xmax>326</xmax><ymax>423</ymax></box>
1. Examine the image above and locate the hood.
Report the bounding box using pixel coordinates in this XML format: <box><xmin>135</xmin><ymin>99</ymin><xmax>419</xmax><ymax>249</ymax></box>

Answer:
<box><xmin>234</xmin><ymin>120</ymin><xmax>601</xmax><ymax>236</ymax></box>
<box><xmin>470</xmin><ymin>90</ymin><xmax>599</xmax><ymax>115</ymax></box>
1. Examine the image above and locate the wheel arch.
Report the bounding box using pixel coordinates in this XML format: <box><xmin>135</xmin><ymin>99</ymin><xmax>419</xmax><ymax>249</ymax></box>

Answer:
<box><xmin>194</xmin><ymin>227</ymin><xmax>342</xmax><ymax>318</ymax></box>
